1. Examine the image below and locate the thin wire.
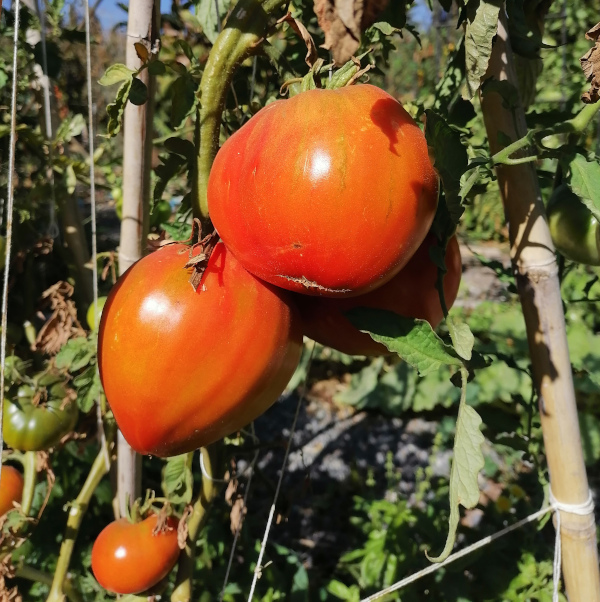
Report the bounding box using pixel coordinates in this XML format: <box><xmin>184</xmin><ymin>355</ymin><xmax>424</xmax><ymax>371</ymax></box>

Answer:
<box><xmin>247</xmin><ymin>342</ymin><xmax>315</xmax><ymax>602</ymax></box>
<box><xmin>83</xmin><ymin>0</ymin><xmax>107</xmax><ymax>470</ymax></box>
<box><xmin>220</xmin><ymin>424</ymin><xmax>259</xmax><ymax>602</ymax></box>
<box><xmin>0</xmin><ymin>0</ymin><xmax>22</xmax><ymax>486</ymax></box>
<box><xmin>360</xmin><ymin>505</ymin><xmax>554</xmax><ymax>602</ymax></box>
<box><xmin>34</xmin><ymin>0</ymin><xmax>58</xmax><ymax>238</ymax></box>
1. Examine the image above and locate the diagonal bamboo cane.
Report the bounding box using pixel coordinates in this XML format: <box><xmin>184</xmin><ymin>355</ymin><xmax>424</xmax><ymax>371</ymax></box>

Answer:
<box><xmin>480</xmin><ymin>15</ymin><xmax>600</xmax><ymax>602</ymax></box>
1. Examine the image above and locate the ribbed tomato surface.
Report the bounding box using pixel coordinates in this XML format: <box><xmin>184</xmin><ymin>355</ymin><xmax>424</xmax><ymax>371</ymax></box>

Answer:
<box><xmin>98</xmin><ymin>242</ymin><xmax>303</xmax><ymax>456</ymax></box>
<box><xmin>208</xmin><ymin>84</ymin><xmax>438</xmax><ymax>297</ymax></box>
<box><xmin>296</xmin><ymin>235</ymin><xmax>462</xmax><ymax>355</ymax></box>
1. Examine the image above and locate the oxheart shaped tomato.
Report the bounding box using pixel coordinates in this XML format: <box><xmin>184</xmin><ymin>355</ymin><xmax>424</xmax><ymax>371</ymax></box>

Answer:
<box><xmin>98</xmin><ymin>242</ymin><xmax>303</xmax><ymax>457</ymax></box>
<box><xmin>91</xmin><ymin>515</ymin><xmax>179</xmax><ymax>594</ymax></box>
<box><xmin>208</xmin><ymin>84</ymin><xmax>438</xmax><ymax>297</ymax></box>
<box><xmin>0</xmin><ymin>465</ymin><xmax>24</xmax><ymax>516</ymax></box>
<box><xmin>296</xmin><ymin>234</ymin><xmax>462</xmax><ymax>356</ymax></box>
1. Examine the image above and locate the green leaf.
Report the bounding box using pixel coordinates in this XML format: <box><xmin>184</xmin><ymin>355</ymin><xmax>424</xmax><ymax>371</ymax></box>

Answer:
<box><xmin>446</xmin><ymin>314</ymin><xmax>474</xmax><ymax>361</ymax></box>
<box><xmin>564</xmin><ymin>154</ymin><xmax>600</xmax><ymax>222</ymax></box>
<box><xmin>427</xmin><ymin>368</ymin><xmax>485</xmax><ymax>562</ymax></box>
<box><xmin>105</xmin><ymin>78</ymin><xmax>132</xmax><ymax>137</ymax></box>
<box><xmin>579</xmin><ymin>412</ymin><xmax>600</xmax><ymax>467</ymax></box>
<box><xmin>345</xmin><ymin>308</ymin><xmax>462</xmax><ymax>376</ymax></box>
<box><xmin>335</xmin><ymin>358</ymin><xmax>385</xmax><ymax>407</ymax></box>
<box><xmin>148</xmin><ymin>60</ymin><xmax>166</xmax><ymax>76</ymax></box>
<box><xmin>55</xmin><ymin>337</ymin><xmax>89</xmax><ymax>370</ymax></box>
<box><xmin>128</xmin><ymin>77</ymin><xmax>148</xmax><ymax>106</ymax></box>
<box><xmin>98</xmin><ymin>63</ymin><xmax>135</xmax><ymax>86</ymax></box>
<box><xmin>170</xmin><ymin>76</ymin><xmax>197</xmax><ymax>129</ymax></box>
<box><xmin>162</xmin><ymin>453</ymin><xmax>194</xmax><ymax>504</ymax></box>
<box><xmin>424</xmin><ymin>110</ymin><xmax>469</xmax><ymax>225</ymax></box>
<box><xmin>465</xmin><ymin>0</ymin><xmax>502</xmax><ymax>97</ymax></box>
<box><xmin>195</xmin><ymin>0</ymin><xmax>232</xmax><ymax>44</ymax></box>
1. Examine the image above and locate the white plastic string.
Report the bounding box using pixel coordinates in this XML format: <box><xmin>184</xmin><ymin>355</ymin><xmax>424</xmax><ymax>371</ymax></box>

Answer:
<box><xmin>549</xmin><ymin>488</ymin><xmax>595</xmax><ymax>602</ymax></box>
<box><xmin>0</xmin><ymin>0</ymin><xmax>22</xmax><ymax>485</ymax></box>
<box><xmin>247</xmin><ymin>342</ymin><xmax>315</xmax><ymax>602</ymax></box>
<box><xmin>35</xmin><ymin>0</ymin><xmax>59</xmax><ymax>238</ymax></box>
<box><xmin>83</xmin><ymin>0</ymin><xmax>108</xmax><ymax>470</ymax></box>
<box><xmin>360</xmin><ymin>489</ymin><xmax>595</xmax><ymax>602</ymax></box>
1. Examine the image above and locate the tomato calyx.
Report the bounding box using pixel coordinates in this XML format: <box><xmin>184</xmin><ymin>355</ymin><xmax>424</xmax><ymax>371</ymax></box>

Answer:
<box><xmin>183</xmin><ymin>229</ymin><xmax>219</xmax><ymax>291</ymax></box>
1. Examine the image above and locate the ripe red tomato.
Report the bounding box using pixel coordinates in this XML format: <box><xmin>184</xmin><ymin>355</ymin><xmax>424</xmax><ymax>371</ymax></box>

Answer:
<box><xmin>91</xmin><ymin>514</ymin><xmax>179</xmax><ymax>594</ymax></box>
<box><xmin>98</xmin><ymin>242</ymin><xmax>303</xmax><ymax>457</ymax></box>
<box><xmin>208</xmin><ymin>84</ymin><xmax>438</xmax><ymax>297</ymax></box>
<box><xmin>0</xmin><ymin>465</ymin><xmax>24</xmax><ymax>516</ymax></box>
<box><xmin>296</xmin><ymin>234</ymin><xmax>462</xmax><ymax>356</ymax></box>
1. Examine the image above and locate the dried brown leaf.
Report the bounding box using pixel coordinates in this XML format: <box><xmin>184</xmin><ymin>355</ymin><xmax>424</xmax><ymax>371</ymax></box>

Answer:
<box><xmin>230</xmin><ymin>495</ymin><xmax>247</xmax><ymax>535</ymax></box>
<box><xmin>581</xmin><ymin>22</ymin><xmax>600</xmax><ymax>104</ymax></box>
<box><xmin>0</xmin><ymin>557</ymin><xmax>22</xmax><ymax>602</ymax></box>
<box><xmin>33</xmin><ymin>281</ymin><xmax>86</xmax><ymax>355</ymax></box>
<box><xmin>278</xmin><ymin>13</ymin><xmax>318</xmax><ymax>67</ymax></box>
<box><xmin>314</xmin><ymin>0</ymin><xmax>388</xmax><ymax>66</ymax></box>
<box><xmin>177</xmin><ymin>505</ymin><xmax>193</xmax><ymax>549</ymax></box>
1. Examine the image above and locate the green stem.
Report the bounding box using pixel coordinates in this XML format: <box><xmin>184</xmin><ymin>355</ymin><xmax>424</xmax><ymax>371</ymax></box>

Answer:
<box><xmin>15</xmin><ymin>565</ymin><xmax>83</xmax><ymax>602</ymax></box>
<box><xmin>193</xmin><ymin>0</ymin><xmax>289</xmax><ymax>224</ymax></box>
<box><xmin>46</xmin><ymin>433</ymin><xmax>114</xmax><ymax>602</ymax></box>
<box><xmin>171</xmin><ymin>445</ymin><xmax>222</xmax><ymax>602</ymax></box>
<box><xmin>491</xmin><ymin>100</ymin><xmax>600</xmax><ymax>166</ymax></box>
<box><xmin>20</xmin><ymin>451</ymin><xmax>36</xmax><ymax>516</ymax></box>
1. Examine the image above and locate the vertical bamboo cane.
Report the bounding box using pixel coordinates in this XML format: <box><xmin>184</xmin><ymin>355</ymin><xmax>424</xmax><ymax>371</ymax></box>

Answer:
<box><xmin>480</xmin><ymin>16</ymin><xmax>600</xmax><ymax>602</ymax></box>
<box><xmin>117</xmin><ymin>0</ymin><xmax>159</xmax><ymax>516</ymax></box>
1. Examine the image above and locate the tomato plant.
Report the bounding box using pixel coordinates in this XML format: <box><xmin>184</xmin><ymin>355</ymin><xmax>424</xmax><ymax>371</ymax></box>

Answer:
<box><xmin>0</xmin><ymin>465</ymin><xmax>24</xmax><ymax>516</ymax></box>
<box><xmin>296</xmin><ymin>235</ymin><xmax>462</xmax><ymax>356</ymax></box>
<box><xmin>98</xmin><ymin>241</ymin><xmax>303</xmax><ymax>457</ymax></box>
<box><xmin>3</xmin><ymin>378</ymin><xmax>79</xmax><ymax>451</ymax></box>
<box><xmin>547</xmin><ymin>184</ymin><xmax>600</xmax><ymax>266</ymax></box>
<box><xmin>150</xmin><ymin>200</ymin><xmax>172</xmax><ymax>228</ymax></box>
<box><xmin>207</xmin><ymin>84</ymin><xmax>438</xmax><ymax>297</ymax></box>
<box><xmin>91</xmin><ymin>514</ymin><xmax>180</xmax><ymax>594</ymax></box>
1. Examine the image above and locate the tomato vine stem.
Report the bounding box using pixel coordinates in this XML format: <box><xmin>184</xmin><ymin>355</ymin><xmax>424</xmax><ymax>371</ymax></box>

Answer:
<box><xmin>46</xmin><ymin>427</ymin><xmax>115</xmax><ymax>602</ymax></box>
<box><xmin>20</xmin><ymin>451</ymin><xmax>36</xmax><ymax>516</ymax></box>
<box><xmin>171</xmin><ymin>445</ymin><xmax>222</xmax><ymax>602</ymax></box>
<box><xmin>193</xmin><ymin>0</ymin><xmax>289</xmax><ymax>225</ymax></box>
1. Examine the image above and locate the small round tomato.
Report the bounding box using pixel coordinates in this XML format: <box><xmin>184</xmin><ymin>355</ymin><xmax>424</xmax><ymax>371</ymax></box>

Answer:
<box><xmin>296</xmin><ymin>234</ymin><xmax>462</xmax><ymax>356</ymax></box>
<box><xmin>208</xmin><ymin>84</ymin><xmax>438</xmax><ymax>297</ymax></box>
<box><xmin>91</xmin><ymin>514</ymin><xmax>179</xmax><ymax>595</ymax></box>
<box><xmin>547</xmin><ymin>184</ymin><xmax>600</xmax><ymax>265</ymax></box>
<box><xmin>0</xmin><ymin>465</ymin><xmax>24</xmax><ymax>516</ymax></box>
<box><xmin>3</xmin><ymin>380</ymin><xmax>79</xmax><ymax>451</ymax></box>
<box><xmin>98</xmin><ymin>242</ymin><xmax>303</xmax><ymax>457</ymax></box>
<box><xmin>86</xmin><ymin>296</ymin><xmax>108</xmax><ymax>331</ymax></box>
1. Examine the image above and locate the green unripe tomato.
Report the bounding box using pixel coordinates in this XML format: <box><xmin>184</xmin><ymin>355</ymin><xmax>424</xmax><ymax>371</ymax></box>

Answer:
<box><xmin>3</xmin><ymin>381</ymin><xmax>79</xmax><ymax>451</ymax></box>
<box><xmin>547</xmin><ymin>184</ymin><xmax>600</xmax><ymax>266</ymax></box>
<box><xmin>87</xmin><ymin>297</ymin><xmax>108</xmax><ymax>331</ymax></box>
<box><xmin>150</xmin><ymin>200</ymin><xmax>172</xmax><ymax>228</ymax></box>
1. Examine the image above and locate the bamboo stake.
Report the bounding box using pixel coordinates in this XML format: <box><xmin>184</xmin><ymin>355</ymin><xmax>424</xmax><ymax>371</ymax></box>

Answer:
<box><xmin>116</xmin><ymin>0</ymin><xmax>159</xmax><ymax>517</ymax></box>
<box><xmin>480</xmin><ymin>16</ymin><xmax>600</xmax><ymax>602</ymax></box>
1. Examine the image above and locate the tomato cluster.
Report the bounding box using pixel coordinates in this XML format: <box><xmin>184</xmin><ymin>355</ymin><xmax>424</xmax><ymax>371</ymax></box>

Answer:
<box><xmin>98</xmin><ymin>84</ymin><xmax>459</xmax><ymax>459</ymax></box>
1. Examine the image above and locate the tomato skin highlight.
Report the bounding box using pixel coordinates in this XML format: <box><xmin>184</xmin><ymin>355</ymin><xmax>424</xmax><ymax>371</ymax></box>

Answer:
<box><xmin>208</xmin><ymin>84</ymin><xmax>438</xmax><ymax>297</ymax></box>
<box><xmin>547</xmin><ymin>184</ymin><xmax>600</xmax><ymax>266</ymax></box>
<box><xmin>0</xmin><ymin>465</ymin><xmax>24</xmax><ymax>516</ymax></box>
<box><xmin>296</xmin><ymin>235</ymin><xmax>462</xmax><ymax>356</ymax></box>
<box><xmin>98</xmin><ymin>242</ymin><xmax>303</xmax><ymax>457</ymax></box>
<box><xmin>91</xmin><ymin>515</ymin><xmax>180</xmax><ymax>595</ymax></box>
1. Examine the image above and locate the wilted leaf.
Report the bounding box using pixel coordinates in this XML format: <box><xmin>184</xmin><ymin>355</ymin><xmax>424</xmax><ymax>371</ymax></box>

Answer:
<box><xmin>563</xmin><ymin>153</ymin><xmax>600</xmax><ymax>221</ymax></box>
<box><xmin>427</xmin><ymin>370</ymin><xmax>485</xmax><ymax>562</ymax></box>
<box><xmin>162</xmin><ymin>454</ymin><xmax>194</xmax><ymax>504</ymax></box>
<box><xmin>581</xmin><ymin>22</ymin><xmax>600</xmax><ymax>104</ymax></box>
<box><xmin>314</xmin><ymin>0</ymin><xmax>389</xmax><ymax>66</ymax></box>
<box><xmin>346</xmin><ymin>308</ymin><xmax>462</xmax><ymax>376</ymax></box>
<box><xmin>105</xmin><ymin>78</ymin><xmax>132</xmax><ymax>137</ymax></box>
<box><xmin>465</xmin><ymin>0</ymin><xmax>502</xmax><ymax>97</ymax></box>
<box><xmin>278</xmin><ymin>13</ymin><xmax>318</xmax><ymax>67</ymax></box>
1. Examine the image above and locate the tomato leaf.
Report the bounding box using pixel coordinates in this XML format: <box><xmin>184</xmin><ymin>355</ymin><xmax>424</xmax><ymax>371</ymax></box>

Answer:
<box><xmin>424</xmin><ymin>110</ymin><xmax>468</xmax><ymax>225</ymax></box>
<box><xmin>162</xmin><ymin>454</ymin><xmax>194</xmax><ymax>505</ymax></box>
<box><xmin>563</xmin><ymin>153</ymin><xmax>600</xmax><ymax>222</ymax></box>
<box><xmin>98</xmin><ymin>63</ymin><xmax>135</xmax><ymax>87</ymax></box>
<box><xmin>170</xmin><ymin>75</ymin><xmax>198</xmax><ymax>129</ymax></box>
<box><xmin>465</xmin><ymin>0</ymin><xmax>502</xmax><ymax>97</ymax></box>
<box><xmin>427</xmin><ymin>368</ymin><xmax>485</xmax><ymax>562</ymax></box>
<box><xmin>446</xmin><ymin>314</ymin><xmax>474</xmax><ymax>361</ymax></box>
<box><xmin>345</xmin><ymin>308</ymin><xmax>462</xmax><ymax>376</ymax></box>
<box><xmin>104</xmin><ymin>78</ymin><xmax>132</xmax><ymax>138</ymax></box>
